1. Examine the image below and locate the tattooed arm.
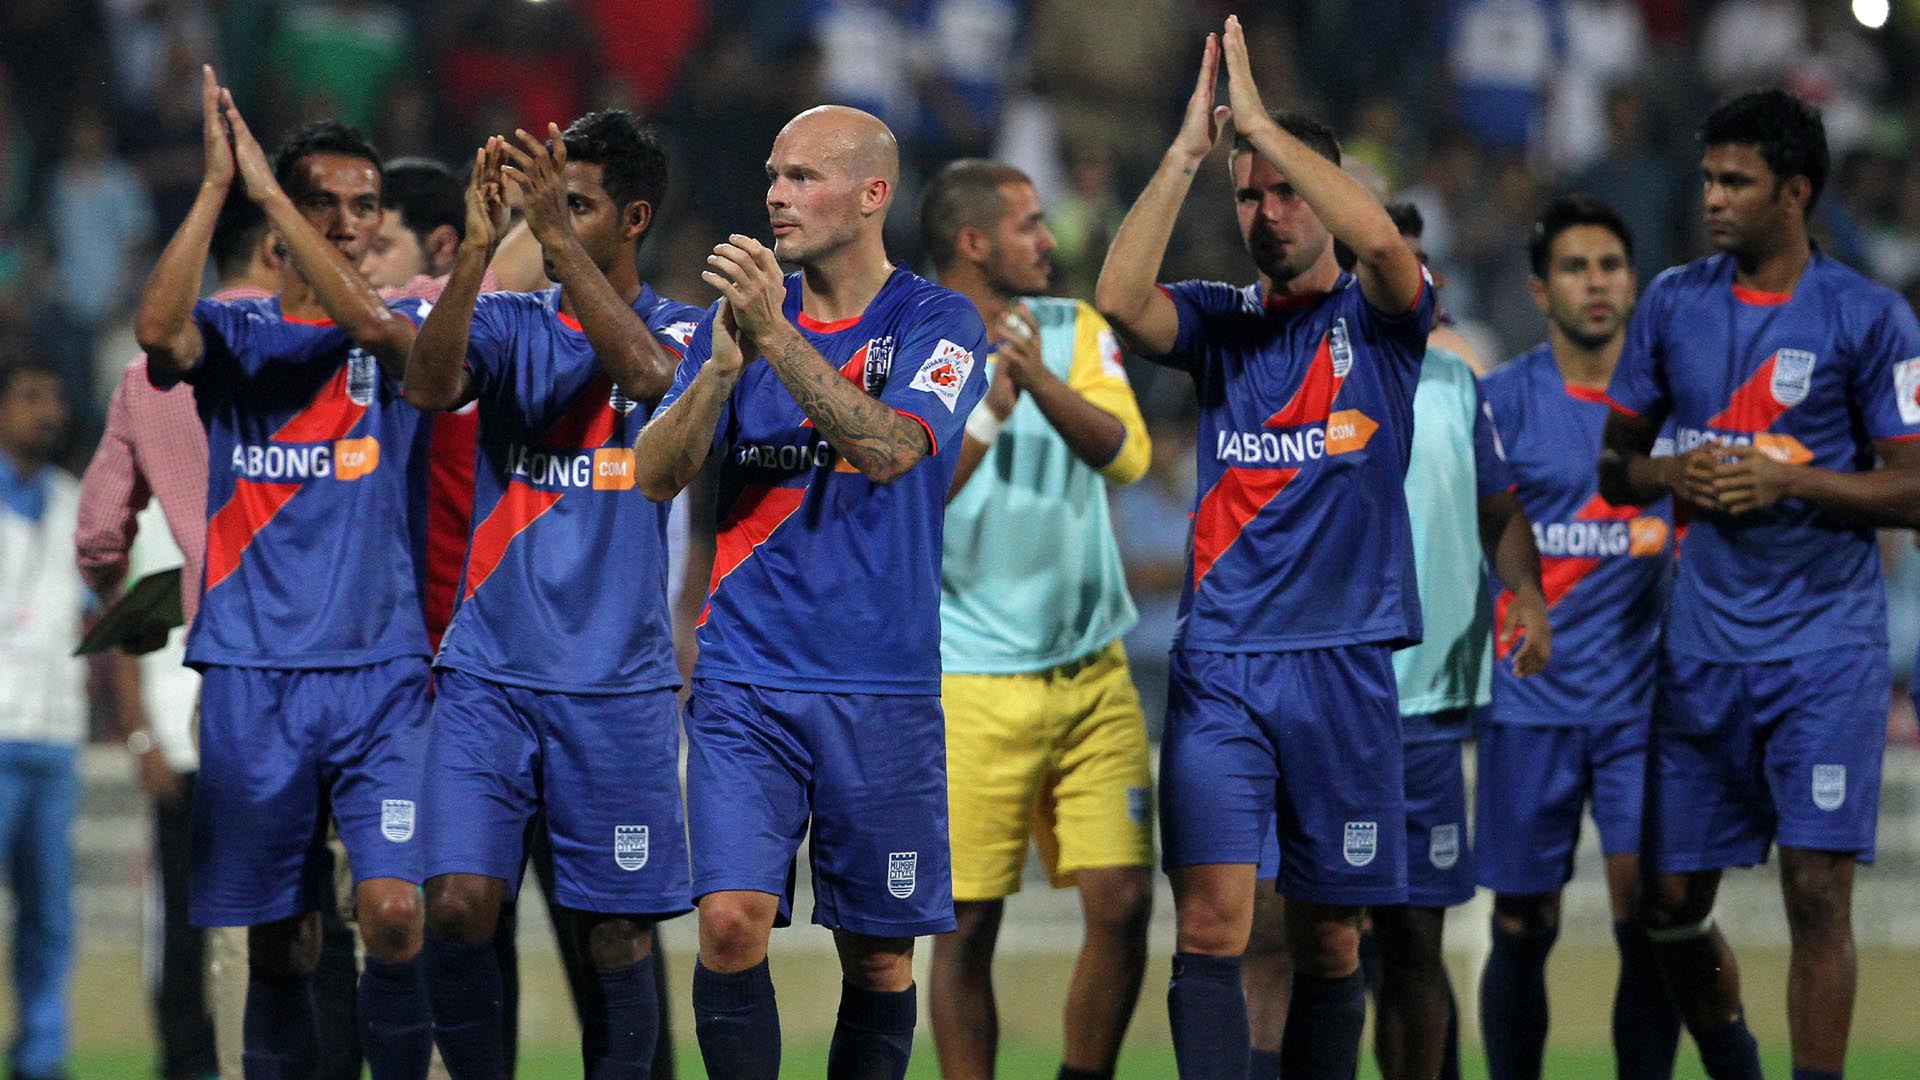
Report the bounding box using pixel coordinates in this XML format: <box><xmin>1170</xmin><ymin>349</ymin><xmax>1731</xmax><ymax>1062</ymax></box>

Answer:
<box><xmin>703</xmin><ymin>234</ymin><xmax>929</xmax><ymax>483</ymax></box>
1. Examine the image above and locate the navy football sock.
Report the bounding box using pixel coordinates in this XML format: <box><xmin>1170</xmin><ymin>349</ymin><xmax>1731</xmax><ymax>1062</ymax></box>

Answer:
<box><xmin>1612</xmin><ymin>920</ymin><xmax>1682</xmax><ymax>1080</ymax></box>
<box><xmin>1248</xmin><ymin>1047</ymin><xmax>1284</xmax><ymax>1080</ymax></box>
<box><xmin>1056</xmin><ymin>1065</ymin><xmax>1114</xmax><ymax>1080</ymax></box>
<box><xmin>1791</xmin><ymin>1069</ymin><xmax>1842</xmax><ymax>1080</ymax></box>
<box><xmin>826</xmin><ymin>981</ymin><xmax>917</xmax><ymax>1079</ymax></box>
<box><xmin>1279</xmin><ymin>969</ymin><xmax>1367</xmax><ymax>1080</ymax></box>
<box><xmin>1480</xmin><ymin>920</ymin><xmax>1556</xmax><ymax>1080</ymax></box>
<box><xmin>360</xmin><ymin>956</ymin><xmax>432</xmax><ymax>1080</ymax></box>
<box><xmin>242</xmin><ymin>969</ymin><xmax>319</xmax><ymax>1080</ymax></box>
<box><xmin>1694</xmin><ymin>1014</ymin><xmax>1763</xmax><ymax>1080</ymax></box>
<box><xmin>692</xmin><ymin>958</ymin><xmax>780</xmax><ymax>1080</ymax></box>
<box><xmin>584</xmin><ymin>956</ymin><xmax>658</xmax><ymax>1079</ymax></box>
<box><xmin>424</xmin><ymin>935</ymin><xmax>507</xmax><ymax>1080</ymax></box>
<box><xmin>1168</xmin><ymin>952</ymin><xmax>1250</xmax><ymax>1078</ymax></box>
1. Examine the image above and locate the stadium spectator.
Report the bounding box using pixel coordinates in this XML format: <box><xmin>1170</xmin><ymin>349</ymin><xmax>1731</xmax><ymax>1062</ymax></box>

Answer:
<box><xmin>0</xmin><ymin>354</ymin><xmax>91</xmax><ymax>1080</ymax></box>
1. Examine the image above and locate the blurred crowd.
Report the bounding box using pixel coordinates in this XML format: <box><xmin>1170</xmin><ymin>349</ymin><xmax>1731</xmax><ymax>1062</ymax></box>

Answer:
<box><xmin>4</xmin><ymin>0</ymin><xmax>1920</xmax><ymax>720</ymax></box>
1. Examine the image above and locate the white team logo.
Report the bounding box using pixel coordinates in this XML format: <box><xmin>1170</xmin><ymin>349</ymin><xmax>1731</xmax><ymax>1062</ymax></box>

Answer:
<box><xmin>1893</xmin><ymin>357</ymin><xmax>1920</xmax><ymax>426</ymax></box>
<box><xmin>887</xmin><ymin>851</ymin><xmax>918</xmax><ymax>898</ymax></box>
<box><xmin>380</xmin><ymin>799</ymin><xmax>415</xmax><ymax>843</ymax></box>
<box><xmin>347</xmin><ymin>348</ymin><xmax>378</xmax><ymax>406</ymax></box>
<box><xmin>1428</xmin><ymin>823</ymin><xmax>1460</xmax><ymax>870</ymax></box>
<box><xmin>1328</xmin><ymin>318</ymin><xmax>1355</xmax><ymax>379</ymax></box>
<box><xmin>609</xmin><ymin>384</ymin><xmax>638</xmax><ymax>414</ymax></box>
<box><xmin>1343</xmin><ymin>821</ymin><xmax>1378</xmax><ymax>867</ymax></box>
<box><xmin>861</xmin><ymin>336</ymin><xmax>896</xmax><ymax>394</ymax></box>
<box><xmin>1812</xmin><ymin>765</ymin><xmax>1847</xmax><ymax>812</ymax></box>
<box><xmin>614</xmin><ymin>825</ymin><xmax>650</xmax><ymax>871</ymax></box>
<box><xmin>1770</xmin><ymin>349</ymin><xmax>1817</xmax><ymax>406</ymax></box>
<box><xmin>664</xmin><ymin>320</ymin><xmax>699</xmax><ymax>347</ymax></box>
<box><xmin>909</xmin><ymin>339</ymin><xmax>976</xmax><ymax>411</ymax></box>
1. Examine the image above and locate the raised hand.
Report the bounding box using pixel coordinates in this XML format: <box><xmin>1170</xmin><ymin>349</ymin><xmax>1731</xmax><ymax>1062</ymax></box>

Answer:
<box><xmin>219</xmin><ymin>88</ymin><xmax>280</xmax><ymax>204</ymax></box>
<box><xmin>199</xmin><ymin>65</ymin><xmax>234</xmax><ymax>190</ymax></box>
<box><xmin>1220</xmin><ymin>16</ymin><xmax>1273</xmax><ymax>143</ymax></box>
<box><xmin>710</xmin><ymin>298</ymin><xmax>751</xmax><ymax>376</ymax></box>
<box><xmin>703</xmin><ymin>234</ymin><xmax>788</xmax><ymax>350</ymax></box>
<box><xmin>1170</xmin><ymin>33</ymin><xmax>1231</xmax><ymax>165</ymax></box>
<box><xmin>500</xmin><ymin>123</ymin><xmax>573</xmax><ymax>249</ymax></box>
<box><xmin>463</xmin><ymin>137</ymin><xmax>511</xmax><ymax>254</ymax></box>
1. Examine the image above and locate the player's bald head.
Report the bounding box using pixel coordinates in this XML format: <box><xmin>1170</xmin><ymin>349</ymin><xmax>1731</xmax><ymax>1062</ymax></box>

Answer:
<box><xmin>776</xmin><ymin>105</ymin><xmax>899</xmax><ymax>195</ymax></box>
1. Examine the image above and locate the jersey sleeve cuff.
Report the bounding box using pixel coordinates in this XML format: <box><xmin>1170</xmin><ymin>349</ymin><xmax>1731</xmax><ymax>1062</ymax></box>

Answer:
<box><xmin>898</xmin><ymin>409</ymin><xmax>939</xmax><ymax>455</ymax></box>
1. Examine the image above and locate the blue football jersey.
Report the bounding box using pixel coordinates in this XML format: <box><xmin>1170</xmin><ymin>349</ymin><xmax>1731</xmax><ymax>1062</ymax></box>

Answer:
<box><xmin>656</xmin><ymin>267</ymin><xmax>988</xmax><ymax>694</ymax></box>
<box><xmin>156</xmin><ymin>296</ymin><xmax>432</xmax><ymax>668</ymax></box>
<box><xmin>434</xmin><ymin>284</ymin><xmax>703</xmax><ymax>693</ymax></box>
<box><xmin>1157</xmin><ymin>271</ymin><xmax>1435</xmax><ymax>652</ymax></box>
<box><xmin>1607</xmin><ymin>251</ymin><xmax>1920</xmax><ymax>660</ymax></box>
<box><xmin>1483</xmin><ymin>344</ymin><xmax>1672</xmax><ymax>725</ymax></box>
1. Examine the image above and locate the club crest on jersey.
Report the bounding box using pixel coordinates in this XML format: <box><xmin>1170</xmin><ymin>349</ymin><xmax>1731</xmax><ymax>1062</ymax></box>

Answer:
<box><xmin>609</xmin><ymin>383</ymin><xmax>638</xmax><ymax>414</ymax></box>
<box><xmin>1343</xmin><ymin>821</ymin><xmax>1377</xmax><ymax>867</ymax></box>
<box><xmin>910</xmin><ymin>339</ymin><xmax>974</xmax><ymax>410</ymax></box>
<box><xmin>1812</xmin><ymin>765</ymin><xmax>1846</xmax><ymax>811</ymax></box>
<box><xmin>664</xmin><ymin>320</ymin><xmax>699</xmax><ymax>348</ymax></box>
<box><xmin>887</xmin><ymin>851</ymin><xmax>918</xmax><ymax>898</ymax></box>
<box><xmin>1894</xmin><ymin>357</ymin><xmax>1920</xmax><ymax>426</ymax></box>
<box><xmin>1769</xmin><ymin>349</ymin><xmax>1816</xmax><ymax>407</ymax></box>
<box><xmin>380</xmin><ymin>799</ymin><xmax>415</xmax><ymax>843</ymax></box>
<box><xmin>614</xmin><ymin>825</ymin><xmax>649</xmax><ymax>871</ymax></box>
<box><xmin>347</xmin><ymin>348</ymin><xmax>378</xmax><ymax>406</ymax></box>
<box><xmin>1329</xmin><ymin>318</ymin><xmax>1354</xmax><ymax>378</ymax></box>
<box><xmin>1428</xmin><ymin>823</ymin><xmax>1460</xmax><ymax>870</ymax></box>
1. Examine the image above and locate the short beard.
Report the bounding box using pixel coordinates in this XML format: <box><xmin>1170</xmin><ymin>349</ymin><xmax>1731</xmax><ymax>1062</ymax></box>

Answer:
<box><xmin>1557</xmin><ymin>320</ymin><xmax>1619</xmax><ymax>351</ymax></box>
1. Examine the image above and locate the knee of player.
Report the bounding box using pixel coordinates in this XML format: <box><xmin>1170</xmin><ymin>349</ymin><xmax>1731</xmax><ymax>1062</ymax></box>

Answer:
<box><xmin>1284</xmin><ymin>909</ymin><xmax>1364</xmax><ymax>977</ymax></box>
<box><xmin>1083</xmin><ymin>869</ymin><xmax>1155</xmax><ymax>940</ymax></box>
<box><xmin>1780</xmin><ymin>873</ymin><xmax>1853</xmax><ymax>937</ymax></box>
<box><xmin>358</xmin><ymin>893</ymin><xmax>424</xmax><ymax>962</ymax></box>
<box><xmin>1491</xmin><ymin>892</ymin><xmax>1561</xmax><ymax>935</ymax></box>
<box><xmin>582</xmin><ymin>914</ymin><xmax>655</xmax><ymax>969</ymax></box>
<box><xmin>249</xmin><ymin>915</ymin><xmax>323</xmax><ymax>978</ymax></box>
<box><xmin>424</xmin><ymin>880</ymin><xmax>496</xmax><ymax>944</ymax></box>
<box><xmin>837</xmin><ymin>935</ymin><xmax>916</xmax><ymax>992</ymax></box>
<box><xmin>698</xmin><ymin>894</ymin><xmax>775</xmax><ymax>965</ymax></box>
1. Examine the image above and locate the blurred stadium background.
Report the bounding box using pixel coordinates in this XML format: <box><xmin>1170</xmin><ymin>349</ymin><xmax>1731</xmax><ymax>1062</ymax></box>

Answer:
<box><xmin>4</xmin><ymin>0</ymin><xmax>1920</xmax><ymax>1073</ymax></box>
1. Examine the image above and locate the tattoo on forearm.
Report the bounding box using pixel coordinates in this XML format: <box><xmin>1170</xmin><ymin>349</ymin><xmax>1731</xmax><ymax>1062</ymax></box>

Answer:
<box><xmin>771</xmin><ymin>337</ymin><xmax>921</xmax><ymax>475</ymax></box>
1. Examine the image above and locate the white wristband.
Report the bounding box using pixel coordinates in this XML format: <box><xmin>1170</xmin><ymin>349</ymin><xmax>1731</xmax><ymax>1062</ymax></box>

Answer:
<box><xmin>964</xmin><ymin>402</ymin><xmax>1005</xmax><ymax>445</ymax></box>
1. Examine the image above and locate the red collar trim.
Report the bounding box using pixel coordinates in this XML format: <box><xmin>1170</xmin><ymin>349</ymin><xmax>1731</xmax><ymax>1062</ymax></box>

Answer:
<box><xmin>1731</xmin><ymin>283</ymin><xmax>1792</xmax><ymax>306</ymax></box>
<box><xmin>280</xmin><ymin>312</ymin><xmax>336</xmax><ymax>326</ymax></box>
<box><xmin>797</xmin><ymin>310</ymin><xmax>862</xmax><ymax>333</ymax></box>
<box><xmin>1262</xmin><ymin>289</ymin><xmax>1326</xmax><ymax>311</ymax></box>
<box><xmin>556</xmin><ymin>310</ymin><xmax>584</xmax><ymax>332</ymax></box>
<box><xmin>1563</xmin><ymin>383</ymin><xmax>1611</xmax><ymax>405</ymax></box>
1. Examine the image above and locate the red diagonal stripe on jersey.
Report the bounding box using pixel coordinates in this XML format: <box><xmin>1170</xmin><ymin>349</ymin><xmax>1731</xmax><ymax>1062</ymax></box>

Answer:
<box><xmin>203</xmin><ymin>479</ymin><xmax>302</xmax><ymax>591</ymax></box>
<box><xmin>462</xmin><ymin>482</ymin><xmax>565</xmax><ymax>600</ymax></box>
<box><xmin>839</xmin><ymin>343</ymin><xmax>869</xmax><ymax>384</ymax></box>
<box><xmin>1191</xmin><ymin>465</ymin><xmax>1299</xmax><ymax>588</ymax></box>
<box><xmin>272</xmin><ymin>366</ymin><xmax>367</xmax><ymax>443</ymax></box>
<box><xmin>541</xmin><ymin>372</ymin><xmax>620</xmax><ymax>449</ymax></box>
<box><xmin>1264</xmin><ymin>333</ymin><xmax>1345</xmax><ymax>427</ymax></box>
<box><xmin>699</xmin><ymin>484</ymin><xmax>808</xmax><ymax>626</ymax></box>
<box><xmin>1707</xmin><ymin>353</ymin><xmax>1788</xmax><ymax>432</ymax></box>
<box><xmin>1493</xmin><ymin>494</ymin><xmax>1639</xmax><ymax>657</ymax></box>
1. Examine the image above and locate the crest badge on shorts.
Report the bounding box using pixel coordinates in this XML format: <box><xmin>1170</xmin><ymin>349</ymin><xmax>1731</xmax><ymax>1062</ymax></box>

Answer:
<box><xmin>1812</xmin><ymin>764</ymin><xmax>1846</xmax><ymax>812</ymax></box>
<box><xmin>380</xmin><ymin>799</ymin><xmax>415</xmax><ymax>843</ymax></box>
<box><xmin>1343</xmin><ymin>821</ymin><xmax>1377</xmax><ymax>867</ymax></box>
<box><xmin>348</xmin><ymin>348</ymin><xmax>378</xmax><ymax>406</ymax></box>
<box><xmin>614</xmin><ymin>825</ymin><xmax>649</xmax><ymax>871</ymax></box>
<box><xmin>887</xmin><ymin>851</ymin><xmax>918</xmax><ymax>898</ymax></box>
<box><xmin>1428</xmin><ymin>823</ymin><xmax>1460</xmax><ymax>870</ymax></box>
<box><xmin>1770</xmin><ymin>349</ymin><xmax>1816</xmax><ymax>407</ymax></box>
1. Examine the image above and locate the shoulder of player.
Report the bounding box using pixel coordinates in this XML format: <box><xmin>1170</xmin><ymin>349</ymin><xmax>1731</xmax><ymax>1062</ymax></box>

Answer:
<box><xmin>898</xmin><ymin>276</ymin><xmax>987</xmax><ymax>340</ymax></box>
<box><xmin>1809</xmin><ymin>254</ymin><xmax>1908</xmax><ymax>327</ymax></box>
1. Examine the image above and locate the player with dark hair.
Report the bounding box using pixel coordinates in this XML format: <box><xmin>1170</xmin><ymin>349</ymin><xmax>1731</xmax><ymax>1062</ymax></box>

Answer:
<box><xmin>405</xmin><ymin>110</ymin><xmax>701</xmax><ymax>1080</ymax></box>
<box><xmin>1478</xmin><ymin>193</ymin><xmax>1683</xmax><ymax>1080</ymax></box>
<box><xmin>361</xmin><ymin>158</ymin><xmax>466</xmax><ymax>291</ymax></box>
<box><xmin>633</xmin><ymin>104</ymin><xmax>986</xmax><ymax>1080</ymax></box>
<box><xmin>1601</xmin><ymin>89</ymin><xmax>1920</xmax><ymax>1080</ymax></box>
<box><xmin>1095</xmin><ymin>18</ymin><xmax>1434</xmax><ymax>1077</ymax></box>
<box><xmin>132</xmin><ymin>68</ymin><xmax>434</xmax><ymax>1080</ymax></box>
<box><xmin>918</xmin><ymin>158</ymin><xmax>1157</xmax><ymax>1080</ymax></box>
